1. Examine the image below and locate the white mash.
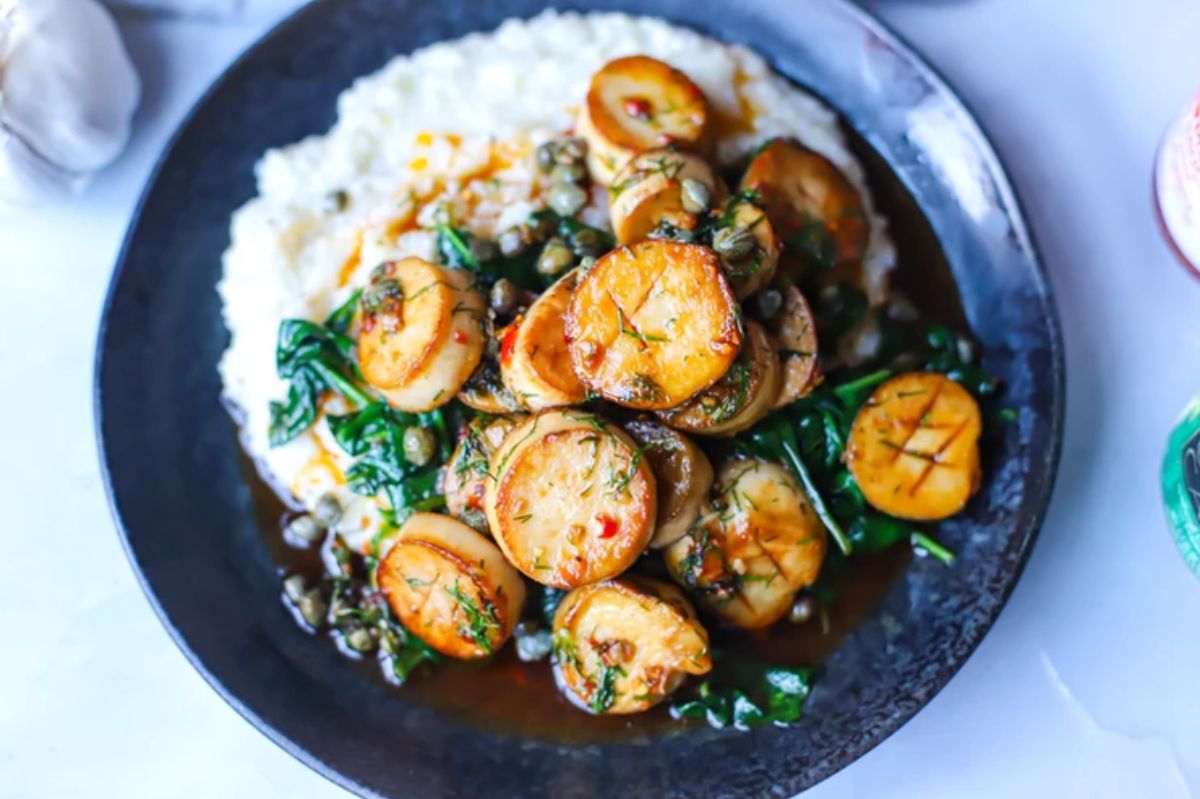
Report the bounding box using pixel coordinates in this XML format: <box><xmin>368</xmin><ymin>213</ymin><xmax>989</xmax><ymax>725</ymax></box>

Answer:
<box><xmin>217</xmin><ymin>10</ymin><xmax>896</xmax><ymax>550</ymax></box>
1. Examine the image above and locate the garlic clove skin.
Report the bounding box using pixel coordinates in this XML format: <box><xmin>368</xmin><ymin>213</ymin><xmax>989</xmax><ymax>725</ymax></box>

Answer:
<box><xmin>0</xmin><ymin>126</ymin><xmax>88</xmax><ymax>205</ymax></box>
<box><xmin>0</xmin><ymin>0</ymin><xmax>139</xmax><ymax>205</ymax></box>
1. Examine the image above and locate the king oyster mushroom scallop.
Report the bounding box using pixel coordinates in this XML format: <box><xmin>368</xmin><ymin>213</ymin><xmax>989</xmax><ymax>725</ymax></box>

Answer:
<box><xmin>576</xmin><ymin>54</ymin><xmax>711</xmax><ymax>186</ymax></box>
<box><xmin>220</xmin><ymin>20</ymin><xmax>996</xmax><ymax>726</ymax></box>
<box><xmin>484</xmin><ymin>409</ymin><xmax>658</xmax><ymax>588</ymax></box>
<box><xmin>377</xmin><ymin>513</ymin><xmax>526</xmax><ymax>658</ymax></box>
<box><xmin>357</xmin><ymin>257</ymin><xmax>487</xmax><ymax>411</ymax></box>
<box><xmin>664</xmin><ymin>459</ymin><xmax>827</xmax><ymax>629</ymax></box>
<box><xmin>552</xmin><ymin>577</ymin><xmax>711</xmax><ymax>714</ymax></box>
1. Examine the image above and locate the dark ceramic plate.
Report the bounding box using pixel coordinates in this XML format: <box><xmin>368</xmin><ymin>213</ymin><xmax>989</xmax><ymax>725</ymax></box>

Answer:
<box><xmin>95</xmin><ymin>0</ymin><xmax>1064</xmax><ymax>796</ymax></box>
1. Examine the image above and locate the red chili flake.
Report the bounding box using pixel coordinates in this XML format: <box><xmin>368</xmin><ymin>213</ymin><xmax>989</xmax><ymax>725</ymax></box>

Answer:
<box><xmin>499</xmin><ymin>319</ymin><xmax>521</xmax><ymax>365</ymax></box>
<box><xmin>454</xmin><ymin>329</ymin><xmax>467</xmax><ymax>344</ymax></box>
<box><xmin>597</xmin><ymin>514</ymin><xmax>618</xmax><ymax>539</ymax></box>
<box><xmin>657</xmin><ymin>132</ymin><xmax>677</xmax><ymax>147</ymax></box>
<box><xmin>361</xmin><ymin>315</ymin><xmax>376</xmax><ymax>333</ymax></box>
<box><xmin>623</xmin><ymin>96</ymin><xmax>652</xmax><ymax>120</ymax></box>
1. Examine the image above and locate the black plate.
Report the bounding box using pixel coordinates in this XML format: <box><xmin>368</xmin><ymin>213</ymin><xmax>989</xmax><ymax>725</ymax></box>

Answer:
<box><xmin>95</xmin><ymin>1</ymin><xmax>1064</xmax><ymax>796</ymax></box>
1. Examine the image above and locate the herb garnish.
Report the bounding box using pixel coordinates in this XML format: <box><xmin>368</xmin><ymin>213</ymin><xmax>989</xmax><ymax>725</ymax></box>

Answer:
<box><xmin>445</xmin><ymin>581</ymin><xmax>500</xmax><ymax>654</ymax></box>
<box><xmin>590</xmin><ymin>663</ymin><xmax>624</xmax><ymax>714</ymax></box>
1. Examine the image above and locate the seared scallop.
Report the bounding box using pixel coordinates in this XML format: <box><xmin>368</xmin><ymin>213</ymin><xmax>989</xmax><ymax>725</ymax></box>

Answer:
<box><xmin>624</xmin><ymin>418</ymin><xmax>714</xmax><ymax>548</ymax></box>
<box><xmin>608</xmin><ymin>149</ymin><xmax>718</xmax><ymax>245</ymax></box>
<box><xmin>565</xmin><ymin>240</ymin><xmax>742</xmax><ymax>410</ymax></box>
<box><xmin>499</xmin><ymin>269</ymin><xmax>588</xmax><ymax>410</ymax></box>
<box><xmin>664</xmin><ymin>459</ymin><xmax>826</xmax><ymax>628</ymax></box>
<box><xmin>577</xmin><ymin>55</ymin><xmax>711</xmax><ymax>186</ymax></box>
<box><xmin>484</xmin><ymin>410</ymin><xmax>657</xmax><ymax>588</ymax></box>
<box><xmin>740</xmin><ymin>138</ymin><xmax>868</xmax><ymax>270</ymax></box>
<box><xmin>376</xmin><ymin>512</ymin><xmax>526</xmax><ymax>659</ymax></box>
<box><xmin>845</xmin><ymin>372</ymin><xmax>982</xmax><ymax>520</ymax></box>
<box><xmin>658</xmin><ymin>320</ymin><xmax>780</xmax><ymax>436</ymax></box>
<box><xmin>358</xmin><ymin>258</ymin><xmax>486</xmax><ymax>411</ymax></box>
<box><xmin>442</xmin><ymin>414</ymin><xmax>519</xmax><ymax>531</ymax></box>
<box><xmin>552</xmin><ymin>577</ymin><xmax>711</xmax><ymax>714</ymax></box>
<box><xmin>769</xmin><ymin>285</ymin><xmax>822</xmax><ymax>407</ymax></box>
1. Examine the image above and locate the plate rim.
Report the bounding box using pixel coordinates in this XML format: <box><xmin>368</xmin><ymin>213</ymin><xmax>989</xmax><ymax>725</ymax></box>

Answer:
<box><xmin>93</xmin><ymin>0</ymin><xmax>1066</xmax><ymax>795</ymax></box>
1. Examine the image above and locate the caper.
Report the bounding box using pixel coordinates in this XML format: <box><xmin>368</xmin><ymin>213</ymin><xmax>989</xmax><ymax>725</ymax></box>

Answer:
<box><xmin>560</xmin><ymin>137</ymin><xmax>587</xmax><ymax>163</ymax></box>
<box><xmin>568</xmin><ymin>226</ymin><xmax>602</xmax><ymax>257</ymax></box>
<box><xmin>282</xmin><ymin>573</ymin><xmax>308</xmax><ymax>603</ymax></box>
<box><xmin>526</xmin><ymin>212</ymin><xmax>556</xmax><ymax>241</ymax></box>
<box><xmin>537</xmin><ymin>239</ymin><xmax>575</xmax><ymax>276</ymax></box>
<box><xmin>535</xmin><ymin>141</ymin><xmax>557</xmax><ymax>174</ymax></box>
<box><xmin>497</xmin><ymin>227</ymin><xmax>527</xmax><ymax>257</ymax></box>
<box><xmin>490</xmin><ymin>278</ymin><xmax>520</xmax><ymax>315</ymax></box>
<box><xmin>297</xmin><ymin>590</ymin><xmax>328</xmax><ymax>628</ymax></box>
<box><xmin>788</xmin><ymin>595</ymin><xmax>816</xmax><ymax>624</ymax></box>
<box><xmin>459</xmin><ymin>507</ymin><xmax>489</xmax><ymax>533</ymax></box>
<box><xmin>548</xmin><ymin>182</ymin><xmax>588</xmax><ymax>217</ymax></box>
<box><xmin>285</xmin><ymin>513</ymin><xmax>322</xmax><ymax>545</ymax></box>
<box><xmin>551</xmin><ymin>162</ymin><xmax>586</xmax><ymax>185</ymax></box>
<box><xmin>712</xmin><ymin>225</ymin><xmax>756</xmax><ymax>261</ymax></box>
<box><xmin>680</xmin><ymin>178</ymin><xmax>711</xmax><ymax>213</ymax></box>
<box><xmin>368</xmin><ymin>262</ymin><xmax>392</xmax><ymax>283</ymax></box>
<box><xmin>752</xmin><ymin>289</ymin><xmax>783</xmax><ymax>320</ymax></box>
<box><xmin>362</xmin><ymin>278</ymin><xmax>402</xmax><ymax>315</ymax></box>
<box><xmin>402</xmin><ymin>426</ymin><xmax>437</xmax><ymax>466</ymax></box>
<box><xmin>468</xmin><ymin>236</ymin><xmax>498</xmax><ymax>264</ymax></box>
<box><xmin>324</xmin><ymin>189</ymin><xmax>349</xmax><ymax>214</ymax></box>
<box><xmin>313</xmin><ymin>494</ymin><xmax>343</xmax><ymax>527</ymax></box>
<box><xmin>345</xmin><ymin>625</ymin><xmax>376</xmax><ymax>653</ymax></box>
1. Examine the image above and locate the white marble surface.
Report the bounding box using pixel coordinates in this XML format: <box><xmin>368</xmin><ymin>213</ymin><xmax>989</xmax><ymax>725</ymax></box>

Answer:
<box><xmin>1</xmin><ymin>1</ymin><xmax>1198</xmax><ymax>797</ymax></box>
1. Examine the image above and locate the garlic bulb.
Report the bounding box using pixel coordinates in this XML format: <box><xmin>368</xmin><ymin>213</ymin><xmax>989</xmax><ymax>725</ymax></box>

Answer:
<box><xmin>0</xmin><ymin>0</ymin><xmax>139</xmax><ymax>208</ymax></box>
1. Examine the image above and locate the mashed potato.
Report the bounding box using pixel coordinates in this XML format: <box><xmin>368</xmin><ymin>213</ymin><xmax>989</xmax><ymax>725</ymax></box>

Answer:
<box><xmin>217</xmin><ymin>10</ymin><xmax>895</xmax><ymax>549</ymax></box>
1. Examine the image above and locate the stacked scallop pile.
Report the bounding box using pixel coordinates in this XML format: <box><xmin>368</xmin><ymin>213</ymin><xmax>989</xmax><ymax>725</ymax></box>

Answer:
<box><xmin>357</xmin><ymin>56</ymin><xmax>983</xmax><ymax>714</ymax></box>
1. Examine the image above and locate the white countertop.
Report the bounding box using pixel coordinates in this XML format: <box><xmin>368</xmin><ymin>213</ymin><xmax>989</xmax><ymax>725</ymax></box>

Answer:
<box><xmin>1</xmin><ymin>1</ymin><xmax>1198</xmax><ymax>796</ymax></box>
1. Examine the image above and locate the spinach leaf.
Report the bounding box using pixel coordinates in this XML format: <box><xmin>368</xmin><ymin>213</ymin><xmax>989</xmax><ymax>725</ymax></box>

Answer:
<box><xmin>435</xmin><ymin>213</ymin><xmax>612</xmax><ymax>293</ymax></box>
<box><xmin>327</xmin><ymin>402</ymin><xmax>456</xmax><ymax>522</ymax></box>
<box><xmin>435</xmin><ymin>224</ymin><xmax>541</xmax><ymax>290</ymax></box>
<box><xmin>740</xmin><ymin>370</ymin><xmax>956</xmax><ymax>565</ymax></box>
<box><xmin>671</xmin><ymin>660</ymin><xmax>814</xmax><ymax>730</ymax></box>
<box><xmin>268</xmin><ymin>306</ymin><xmax>372</xmax><ymax>447</ymax></box>
<box><xmin>740</xmin><ymin>410</ymin><xmax>853</xmax><ymax>556</ymax></box>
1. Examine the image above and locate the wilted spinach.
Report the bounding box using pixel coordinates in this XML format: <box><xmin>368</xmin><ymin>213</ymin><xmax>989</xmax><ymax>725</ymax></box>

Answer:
<box><xmin>739</xmin><ymin>366</ymin><xmax>956</xmax><ymax>565</ymax></box>
<box><xmin>268</xmin><ymin>290</ymin><xmax>370</xmax><ymax>446</ymax></box>
<box><xmin>327</xmin><ymin>401</ymin><xmax>460</xmax><ymax>523</ymax></box>
<box><xmin>671</xmin><ymin>658</ymin><xmax>814</xmax><ymax>730</ymax></box>
<box><xmin>435</xmin><ymin>211</ymin><xmax>613</xmax><ymax>292</ymax></box>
